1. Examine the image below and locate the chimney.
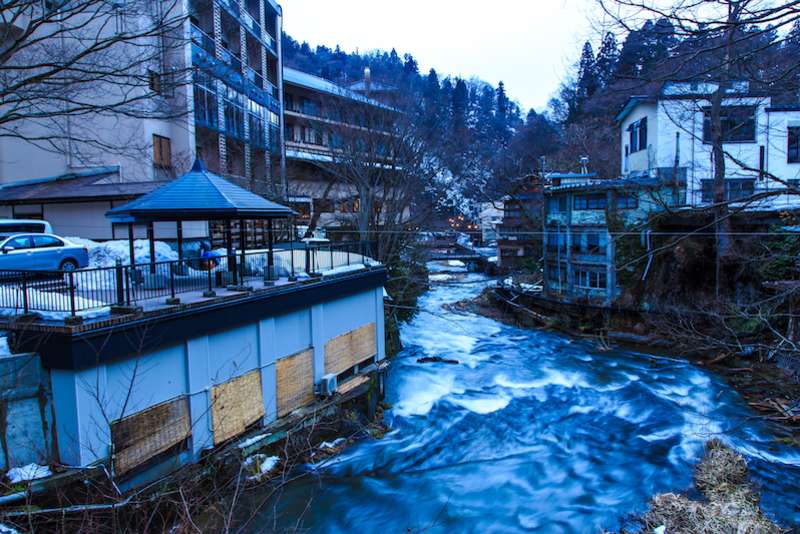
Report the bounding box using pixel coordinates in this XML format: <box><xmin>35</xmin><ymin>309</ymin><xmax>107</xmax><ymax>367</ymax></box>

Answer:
<box><xmin>364</xmin><ymin>67</ymin><xmax>371</xmax><ymax>95</ymax></box>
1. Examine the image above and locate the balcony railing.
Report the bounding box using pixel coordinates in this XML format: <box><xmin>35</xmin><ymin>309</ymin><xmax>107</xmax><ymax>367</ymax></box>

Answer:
<box><xmin>218</xmin><ymin>46</ymin><xmax>242</xmax><ymax>73</ymax></box>
<box><xmin>0</xmin><ymin>243</ymin><xmax>376</xmax><ymax>318</ymax></box>
<box><xmin>191</xmin><ymin>24</ymin><xmax>215</xmax><ymax>55</ymax></box>
<box><xmin>245</xmin><ymin>65</ymin><xmax>264</xmax><ymax>88</ymax></box>
<box><xmin>242</xmin><ymin>11</ymin><xmax>261</xmax><ymax>37</ymax></box>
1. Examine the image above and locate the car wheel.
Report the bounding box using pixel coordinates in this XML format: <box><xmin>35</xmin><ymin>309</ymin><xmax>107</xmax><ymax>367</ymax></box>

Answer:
<box><xmin>59</xmin><ymin>259</ymin><xmax>79</xmax><ymax>271</ymax></box>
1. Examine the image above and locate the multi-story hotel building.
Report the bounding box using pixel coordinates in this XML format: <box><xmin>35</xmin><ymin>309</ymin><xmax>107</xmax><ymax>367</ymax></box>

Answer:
<box><xmin>0</xmin><ymin>0</ymin><xmax>285</xmax><ymax>240</ymax></box>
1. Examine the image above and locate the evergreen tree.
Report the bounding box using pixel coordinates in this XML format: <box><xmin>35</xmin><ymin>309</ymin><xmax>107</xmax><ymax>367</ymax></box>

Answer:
<box><xmin>452</xmin><ymin>78</ymin><xmax>469</xmax><ymax>136</ymax></box>
<box><xmin>595</xmin><ymin>32</ymin><xmax>619</xmax><ymax>88</ymax></box>
<box><xmin>576</xmin><ymin>42</ymin><xmax>599</xmax><ymax>100</ymax></box>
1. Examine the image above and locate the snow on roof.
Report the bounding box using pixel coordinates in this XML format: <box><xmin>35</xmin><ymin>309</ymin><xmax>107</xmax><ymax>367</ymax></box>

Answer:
<box><xmin>283</xmin><ymin>67</ymin><xmax>393</xmax><ymax>110</ymax></box>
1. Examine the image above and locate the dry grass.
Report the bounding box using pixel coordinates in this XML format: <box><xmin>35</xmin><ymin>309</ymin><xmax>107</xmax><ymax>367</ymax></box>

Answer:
<box><xmin>639</xmin><ymin>440</ymin><xmax>783</xmax><ymax>534</ymax></box>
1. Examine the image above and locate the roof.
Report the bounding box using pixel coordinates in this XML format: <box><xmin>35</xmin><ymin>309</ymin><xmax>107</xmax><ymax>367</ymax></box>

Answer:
<box><xmin>283</xmin><ymin>67</ymin><xmax>394</xmax><ymax>110</ymax></box>
<box><xmin>615</xmin><ymin>96</ymin><xmax>655</xmax><ymax>123</ymax></box>
<box><xmin>546</xmin><ymin>176</ymin><xmax>663</xmax><ymax>194</ymax></box>
<box><xmin>0</xmin><ymin>166</ymin><xmax>165</xmax><ymax>204</ymax></box>
<box><xmin>348</xmin><ymin>80</ymin><xmax>395</xmax><ymax>93</ymax></box>
<box><xmin>106</xmin><ymin>159</ymin><xmax>295</xmax><ymax>222</ymax></box>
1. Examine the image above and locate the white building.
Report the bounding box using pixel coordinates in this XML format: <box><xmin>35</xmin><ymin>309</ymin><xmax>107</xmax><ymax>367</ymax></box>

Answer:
<box><xmin>616</xmin><ymin>81</ymin><xmax>800</xmax><ymax>210</ymax></box>
<box><xmin>0</xmin><ymin>0</ymin><xmax>284</xmax><ymax>240</ymax></box>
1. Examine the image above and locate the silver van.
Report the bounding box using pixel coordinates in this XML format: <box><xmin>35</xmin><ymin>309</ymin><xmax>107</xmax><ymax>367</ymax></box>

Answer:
<box><xmin>0</xmin><ymin>219</ymin><xmax>53</xmax><ymax>239</ymax></box>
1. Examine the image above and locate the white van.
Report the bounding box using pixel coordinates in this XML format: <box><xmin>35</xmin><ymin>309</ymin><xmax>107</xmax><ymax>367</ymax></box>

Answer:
<box><xmin>0</xmin><ymin>219</ymin><xmax>53</xmax><ymax>239</ymax></box>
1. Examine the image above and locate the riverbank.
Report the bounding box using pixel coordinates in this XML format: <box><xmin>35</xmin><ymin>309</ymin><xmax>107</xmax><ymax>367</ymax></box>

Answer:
<box><xmin>460</xmin><ymin>285</ymin><xmax>800</xmax><ymax>447</ymax></box>
<box><xmin>627</xmin><ymin>440</ymin><xmax>781</xmax><ymax>533</ymax></box>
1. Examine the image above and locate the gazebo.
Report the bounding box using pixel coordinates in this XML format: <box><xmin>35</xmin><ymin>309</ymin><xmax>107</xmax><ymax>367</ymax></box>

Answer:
<box><xmin>106</xmin><ymin>159</ymin><xmax>295</xmax><ymax>288</ymax></box>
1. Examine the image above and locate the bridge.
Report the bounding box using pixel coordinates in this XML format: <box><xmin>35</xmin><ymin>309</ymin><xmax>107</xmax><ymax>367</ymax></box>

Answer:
<box><xmin>420</xmin><ymin>235</ymin><xmax>488</xmax><ymax>268</ymax></box>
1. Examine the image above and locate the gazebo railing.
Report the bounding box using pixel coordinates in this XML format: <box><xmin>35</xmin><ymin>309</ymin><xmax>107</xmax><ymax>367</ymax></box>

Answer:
<box><xmin>0</xmin><ymin>241</ymin><xmax>376</xmax><ymax>318</ymax></box>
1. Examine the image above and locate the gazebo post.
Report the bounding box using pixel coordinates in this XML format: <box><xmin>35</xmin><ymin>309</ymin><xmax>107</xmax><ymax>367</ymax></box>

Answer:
<box><xmin>147</xmin><ymin>222</ymin><xmax>156</xmax><ymax>274</ymax></box>
<box><xmin>225</xmin><ymin>219</ymin><xmax>235</xmax><ymax>284</ymax></box>
<box><xmin>176</xmin><ymin>220</ymin><xmax>184</xmax><ymax>263</ymax></box>
<box><xmin>239</xmin><ymin>218</ymin><xmax>247</xmax><ymax>284</ymax></box>
<box><xmin>267</xmin><ymin>218</ymin><xmax>274</xmax><ymax>281</ymax></box>
<box><xmin>127</xmin><ymin>223</ymin><xmax>136</xmax><ymax>269</ymax></box>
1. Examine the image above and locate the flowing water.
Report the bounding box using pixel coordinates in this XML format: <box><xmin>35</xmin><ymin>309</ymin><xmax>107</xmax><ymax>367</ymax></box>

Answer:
<box><xmin>246</xmin><ymin>266</ymin><xmax>800</xmax><ymax>533</ymax></box>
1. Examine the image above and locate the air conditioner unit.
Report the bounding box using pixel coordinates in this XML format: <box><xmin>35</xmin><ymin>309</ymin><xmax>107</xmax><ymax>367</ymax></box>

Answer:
<box><xmin>318</xmin><ymin>373</ymin><xmax>338</xmax><ymax>397</ymax></box>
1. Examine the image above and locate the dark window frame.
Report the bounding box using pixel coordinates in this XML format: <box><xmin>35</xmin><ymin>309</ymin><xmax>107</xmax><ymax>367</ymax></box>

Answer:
<box><xmin>573</xmin><ymin>193</ymin><xmax>607</xmax><ymax>210</ymax></box>
<box><xmin>702</xmin><ymin>105</ymin><xmax>757</xmax><ymax>144</ymax></box>
<box><xmin>627</xmin><ymin>117</ymin><xmax>648</xmax><ymax>153</ymax></box>
<box><xmin>788</xmin><ymin>126</ymin><xmax>800</xmax><ymax>164</ymax></box>
<box><xmin>700</xmin><ymin>179</ymin><xmax>755</xmax><ymax>202</ymax></box>
<box><xmin>616</xmin><ymin>192</ymin><xmax>638</xmax><ymax>210</ymax></box>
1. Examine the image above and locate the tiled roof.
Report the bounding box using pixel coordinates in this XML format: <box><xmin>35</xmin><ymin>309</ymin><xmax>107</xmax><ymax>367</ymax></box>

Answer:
<box><xmin>106</xmin><ymin>159</ymin><xmax>294</xmax><ymax>222</ymax></box>
<box><xmin>0</xmin><ymin>167</ymin><xmax>165</xmax><ymax>203</ymax></box>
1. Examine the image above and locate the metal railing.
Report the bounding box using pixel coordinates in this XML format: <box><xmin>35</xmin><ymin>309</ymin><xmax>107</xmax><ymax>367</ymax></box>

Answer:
<box><xmin>0</xmin><ymin>242</ymin><xmax>375</xmax><ymax>318</ymax></box>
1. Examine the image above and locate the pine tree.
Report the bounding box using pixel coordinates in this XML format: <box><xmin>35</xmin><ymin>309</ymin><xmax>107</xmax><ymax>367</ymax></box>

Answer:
<box><xmin>595</xmin><ymin>32</ymin><xmax>620</xmax><ymax>88</ymax></box>
<box><xmin>452</xmin><ymin>78</ymin><xmax>469</xmax><ymax>135</ymax></box>
<box><xmin>576</xmin><ymin>41</ymin><xmax>599</xmax><ymax>100</ymax></box>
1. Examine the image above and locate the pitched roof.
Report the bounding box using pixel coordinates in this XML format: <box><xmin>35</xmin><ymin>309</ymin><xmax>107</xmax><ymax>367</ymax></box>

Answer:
<box><xmin>106</xmin><ymin>159</ymin><xmax>294</xmax><ymax>222</ymax></box>
<box><xmin>0</xmin><ymin>167</ymin><xmax>165</xmax><ymax>204</ymax></box>
<box><xmin>283</xmin><ymin>67</ymin><xmax>394</xmax><ymax>110</ymax></box>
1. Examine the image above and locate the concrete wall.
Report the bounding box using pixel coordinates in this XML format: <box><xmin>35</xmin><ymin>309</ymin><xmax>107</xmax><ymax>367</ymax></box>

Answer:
<box><xmin>49</xmin><ymin>285</ymin><xmax>385</xmax><ymax>467</ymax></box>
<box><xmin>0</xmin><ymin>353</ymin><xmax>56</xmax><ymax>470</ymax></box>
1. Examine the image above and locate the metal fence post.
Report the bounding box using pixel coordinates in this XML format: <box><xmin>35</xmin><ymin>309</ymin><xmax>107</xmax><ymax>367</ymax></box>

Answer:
<box><xmin>115</xmin><ymin>260</ymin><xmax>125</xmax><ymax>306</ymax></box>
<box><xmin>22</xmin><ymin>272</ymin><xmax>28</xmax><ymax>315</ymax></box>
<box><xmin>330</xmin><ymin>245</ymin><xmax>334</xmax><ymax>271</ymax></box>
<box><xmin>68</xmin><ymin>271</ymin><xmax>77</xmax><ymax>318</ymax></box>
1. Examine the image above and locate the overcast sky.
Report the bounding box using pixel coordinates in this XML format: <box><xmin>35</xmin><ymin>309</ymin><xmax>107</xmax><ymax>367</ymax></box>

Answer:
<box><xmin>280</xmin><ymin>0</ymin><xmax>599</xmax><ymax>113</ymax></box>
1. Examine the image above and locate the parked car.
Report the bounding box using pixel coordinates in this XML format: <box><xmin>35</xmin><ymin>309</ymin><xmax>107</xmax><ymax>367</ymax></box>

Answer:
<box><xmin>0</xmin><ymin>219</ymin><xmax>53</xmax><ymax>239</ymax></box>
<box><xmin>0</xmin><ymin>234</ymin><xmax>89</xmax><ymax>271</ymax></box>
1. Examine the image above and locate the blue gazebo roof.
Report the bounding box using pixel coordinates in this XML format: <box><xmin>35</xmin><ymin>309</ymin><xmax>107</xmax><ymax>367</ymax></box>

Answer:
<box><xmin>106</xmin><ymin>159</ymin><xmax>294</xmax><ymax>223</ymax></box>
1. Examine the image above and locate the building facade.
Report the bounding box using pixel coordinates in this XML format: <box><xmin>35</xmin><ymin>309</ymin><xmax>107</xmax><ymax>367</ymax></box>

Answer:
<box><xmin>617</xmin><ymin>81</ymin><xmax>800</xmax><ymax>209</ymax></box>
<box><xmin>0</xmin><ymin>0</ymin><xmax>284</xmax><ymax>240</ymax></box>
<box><xmin>282</xmin><ymin>68</ymin><xmax>394</xmax><ymax>234</ymax></box>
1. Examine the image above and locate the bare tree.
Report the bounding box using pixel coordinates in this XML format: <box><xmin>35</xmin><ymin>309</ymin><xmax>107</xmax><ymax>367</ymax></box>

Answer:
<box><xmin>0</xmin><ymin>0</ymin><xmax>189</xmax><ymax>158</ymax></box>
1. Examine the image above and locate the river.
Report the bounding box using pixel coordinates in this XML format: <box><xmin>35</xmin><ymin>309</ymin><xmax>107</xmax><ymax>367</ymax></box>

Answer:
<box><xmin>245</xmin><ymin>265</ymin><xmax>800</xmax><ymax>532</ymax></box>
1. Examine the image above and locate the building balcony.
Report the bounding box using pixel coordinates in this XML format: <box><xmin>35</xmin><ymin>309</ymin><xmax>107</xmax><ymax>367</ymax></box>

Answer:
<box><xmin>245</xmin><ymin>65</ymin><xmax>264</xmax><ymax>89</ymax></box>
<box><xmin>191</xmin><ymin>24</ymin><xmax>215</xmax><ymax>56</ymax></box>
<box><xmin>215</xmin><ymin>0</ymin><xmax>277</xmax><ymax>55</ymax></box>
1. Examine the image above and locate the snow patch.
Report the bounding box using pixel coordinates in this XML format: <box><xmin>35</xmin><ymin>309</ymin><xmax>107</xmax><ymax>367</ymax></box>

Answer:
<box><xmin>319</xmin><ymin>437</ymin><xmax>347</xmax><ymax>450</ymax></box>
<box><xmin>237</xmin><ymin>433</ymin><xmax>270</xmax><ymax>450</ymax></box>
<box><xmin>321</xmin><ymin>263</ymin><xmax>366</xmax><ymax>277</ymax></box>
<box><xmin>7</xmin><ymin>463</ymin><xmax>51</xmax><ymax>483</ymax></box>
<box><xmin>243</xmin><ymin>454</ymin><xmax>279</xmax><ymax>480</ymax></box>
<box><xmin>0</xmin><ymin>288</ymin><xmax>110</xmax><ymax>320</ymax></box>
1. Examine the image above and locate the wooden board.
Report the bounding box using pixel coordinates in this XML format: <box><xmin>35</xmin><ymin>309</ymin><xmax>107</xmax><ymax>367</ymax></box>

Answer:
<box><xmin>324</xmin><ymin>323</ymin><xmax>377</xmax><ymax>376</ymax></box>
<box><xmin>111</xmin><ymin>397</ymin><xmax>191</xmax><ymax>475</ymax></box>
<box><xmin>211</xmin><ymin>370</ymin><xmax>265</xmax><ymax>446</ymax></box>
<box><xmin>276</xmin><ymin>348</ymin><xmax>314</xmax><ymax>417</ymax></box>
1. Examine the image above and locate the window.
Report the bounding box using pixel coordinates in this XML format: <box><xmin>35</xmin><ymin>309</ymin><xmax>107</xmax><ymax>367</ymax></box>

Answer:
<box><xmin>703</xmin><ymin>106</ymin><xmax>756</xmax><ymax>143</ymax></box>
<box><xmin>148</xmin><ymin>70</ymin><xmax>161</xmax><ymax>94</ymax></box>
<box><xmin>33</xmin><ymin>236</ymin><xmax>63</xmax><ymax>248</ymax></box>
<box><xmin>574</xmin><ymin>193</ymin><xmax>606</xmax><ymax>210</ymax></box>
<box><xmin>586</xmin><ymin>232</ymin><xmax>602</xmax><ymax>254</ymax></box>
<box><xmin>546</xmin><ymin>228</ymin><xmax>566</xmax><ymax>253</ymax></box>
<box><xmin>628</xmin><ymin>117</ymin><xmax>647</xmax><ymax>153</ymax></box>
<box><xmin>701</xmin><ymin>179</ymin><xmax>755</xmax><ymax>202</ymax></box>
<box><xmin>616</xmin><ymin>192</ymin><xmax>638</xmax><ymax>209</ymax></box>
<box><xmin>152</xmin><ymin>135</ymin><xmax>172</xmax><ymax>169</ymax></box>
<box><xmin>547</xmin><ymin>196</ymin><xmax>568</xmax><ymax>214</ymax></box>
<box><xmin>789</xmin><ymin>127</ymin><xmax>800</xmax><ymax>164</ymax></box>
<box><xmin>576</xmin><ymin>268</ymin><xmax>607</xmax><ymax>289</ymax></box>
<box><xmin>4</xmin><ymin>236</ymin><xmax>33</xmax><ymax>250</ymax></box>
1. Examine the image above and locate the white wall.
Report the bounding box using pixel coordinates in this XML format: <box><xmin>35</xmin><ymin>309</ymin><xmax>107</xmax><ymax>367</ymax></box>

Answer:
<box><xmin>51</xmin><ymin>285</ymin><xmax>386</xmax><ymax>466</ymax></box>
<box><xmin>620</xmin><ymin>102</ymin><xmax>658</xmax><ymax>175</ymax></box>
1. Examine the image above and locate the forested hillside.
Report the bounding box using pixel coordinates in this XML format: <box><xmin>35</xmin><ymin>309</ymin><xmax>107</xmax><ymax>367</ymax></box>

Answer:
<box><xmin>282</xmin><ymin>17</ymin><xmax>800</xmax><ymax>211</ymax></box>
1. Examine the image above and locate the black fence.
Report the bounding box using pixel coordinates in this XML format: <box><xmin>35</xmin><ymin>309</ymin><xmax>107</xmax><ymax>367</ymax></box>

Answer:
<box><xmin>0</xmin><ymin>241</ymin><xmax>373</xmax><ymax>318</ymax></box>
